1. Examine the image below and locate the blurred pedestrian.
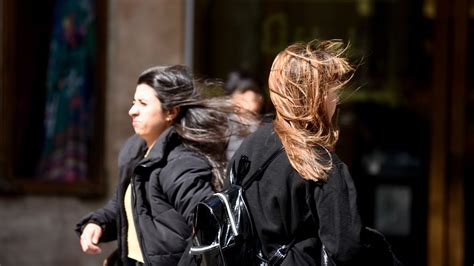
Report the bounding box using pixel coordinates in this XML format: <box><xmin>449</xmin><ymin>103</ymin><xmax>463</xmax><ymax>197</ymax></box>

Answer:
<box><xmin>224</xmin><ymin>70</ymin><xmax>265</xmax><ymax>160</ymax></box>
<box><xmin>224</xmin><ymin>70</ymin><xmax>264</xmax><ymax>115</ymax></box>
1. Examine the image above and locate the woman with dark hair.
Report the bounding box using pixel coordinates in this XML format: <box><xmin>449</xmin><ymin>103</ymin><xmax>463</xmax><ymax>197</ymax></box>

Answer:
<box><xmin>224</xmin><ymin>70</ymin><xmax>268</xmax><ymax>160</ymax></box>
<box><xmin>76</xmin><ymin>65</ymin><xmax>238</xmax><ymax>265</ymax></box>
<box><xmin>224</xmin><ymin>70</ymin><xmax>264</xmax><ymax>115</ymax></box>
<box><xmin>227</xmin><ymin>40</ymin><xmax>401</xmax><ymax>265</ymax></box>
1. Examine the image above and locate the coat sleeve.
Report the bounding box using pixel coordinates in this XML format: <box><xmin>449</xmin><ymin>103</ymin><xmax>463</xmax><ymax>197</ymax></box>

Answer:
<box><xmin>159</xmin><ymin>155</ymin><xmax>215</xmax><ymax>225</ymax></box>
<box><xmin>313</xmin><ymin>161</ymin><xmax>364</xmax><ymax>264</ymax></box>
<box><xmin>75</xmin><ymin>134</ymin><xmax>142</xmax><ymax>243</ymax></box>
<box><xmin>74</xmin><ymin>190</ymin><xmax>118</xmax><ymax>243</ymax></box>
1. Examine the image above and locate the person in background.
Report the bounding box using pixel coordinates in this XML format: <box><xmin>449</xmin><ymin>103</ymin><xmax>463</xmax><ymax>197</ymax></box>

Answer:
<box><xmin>224</xmin><ymin>70</ymin><xmax>266</xmax><ymax>160</ymax></box>
<box><xmin>224</xmin><ymin>70</ymin><xmax>264</xmax><ymax>115</ymax></box>
<box><xmin>227</xmin><ymin>40</ymin><xmax>401</xmax><ymax>265</ymax></box>
<box><xmin>76</xmin><ymin>65</ymin><xmax>238</xmax><ymax>265</ymax></box>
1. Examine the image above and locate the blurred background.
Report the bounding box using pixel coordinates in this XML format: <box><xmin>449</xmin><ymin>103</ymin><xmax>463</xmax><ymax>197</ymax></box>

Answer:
<box><xmin>0</xmin><ymin>0</ymin><xmax>472</xmax><ymax>265</ymax></box>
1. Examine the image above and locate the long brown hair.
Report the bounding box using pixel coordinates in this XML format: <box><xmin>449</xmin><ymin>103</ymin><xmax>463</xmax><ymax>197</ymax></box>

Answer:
<box><xmin>269</xmin><ymin>40</ymin><xmax>354</xmax><ymax>181</ymax></box>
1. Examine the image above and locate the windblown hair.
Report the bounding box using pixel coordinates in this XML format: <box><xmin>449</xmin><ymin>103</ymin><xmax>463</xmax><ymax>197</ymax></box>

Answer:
<box><xmin>269</xmin><ymin>40</ymin><xmax>354</xmax><ymax>181</ymax></box>
<box><xmin>138</xmin><ymin>65</ymin><xmax>249</xmax><ymax>191</ymax></box>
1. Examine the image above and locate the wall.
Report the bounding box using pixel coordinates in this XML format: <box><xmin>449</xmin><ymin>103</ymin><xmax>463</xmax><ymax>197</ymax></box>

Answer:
<box><xmin>0</xmin><ymin>1</ymin><xmax>185</xmax><ymax>265</ymax></box>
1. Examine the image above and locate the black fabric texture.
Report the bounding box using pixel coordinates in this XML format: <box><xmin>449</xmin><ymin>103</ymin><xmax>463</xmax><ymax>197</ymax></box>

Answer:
<box><xmin>75</xmin><ymin>127</ymin><xmax>215</xmax><ymax>265</ymax></box>
<box><xmin>226</xmin><ymin>123</ymin><xmax>365</xmax><ymax>265</ymax></box>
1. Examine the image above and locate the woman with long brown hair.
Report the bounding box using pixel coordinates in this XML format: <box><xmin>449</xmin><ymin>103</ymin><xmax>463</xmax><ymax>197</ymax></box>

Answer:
<box><xmin>226</xmin><ymin>40</ymin><xmax>400</xmax><ymax>265</ymax></box>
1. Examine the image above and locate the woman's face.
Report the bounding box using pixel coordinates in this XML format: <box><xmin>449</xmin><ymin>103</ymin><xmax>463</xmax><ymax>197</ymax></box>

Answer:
<box><xmin>325</xmin><ymin>89</ymin><xmax>339</xmax><ymax>120</ymax></box>
<box><xmin>232</xmin><ymin>90</ymin><xmax>263</xmax><ymax>114</ymax></box>
<box><xmin>129</xmin><ymin>84</ymin><xmax>170</xmax><ymax>147</ymax></box>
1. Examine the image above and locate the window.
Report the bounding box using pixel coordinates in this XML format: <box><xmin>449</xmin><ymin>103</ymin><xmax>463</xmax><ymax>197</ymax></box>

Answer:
<box><xmin>192</xmin><ymin>1</ymin><xmax>453</xmax><ymax>264</ymax></box>
<box><xmin>0</xmin><ymin>0</ymin><xmax>107</xmax><ymax>196</ymax></box>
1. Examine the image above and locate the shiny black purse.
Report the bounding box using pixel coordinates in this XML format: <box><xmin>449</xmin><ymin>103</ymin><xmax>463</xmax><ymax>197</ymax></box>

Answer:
<box><xmin>189</xmin><ymin>149</ymin><xmax>284</xmax><ymax>266</ymax></box>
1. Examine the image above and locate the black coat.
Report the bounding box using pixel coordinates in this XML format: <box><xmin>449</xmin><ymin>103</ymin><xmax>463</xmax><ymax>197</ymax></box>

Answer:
<box><xmin>227</xmin><ymin>123</ymin><xmax>364</xmax><ymax>265</ymax></box>
<box><xmin>76</xmin><ymin>127</ymin><xmax>215</xmax><ymax>265</ymax></box>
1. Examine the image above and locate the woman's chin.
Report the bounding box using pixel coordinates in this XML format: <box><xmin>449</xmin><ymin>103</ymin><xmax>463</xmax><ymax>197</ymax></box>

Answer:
<box><xmin>134</xmin><ymin>131</ymin><xmax>144</xmax><ymax>139</ymax></box>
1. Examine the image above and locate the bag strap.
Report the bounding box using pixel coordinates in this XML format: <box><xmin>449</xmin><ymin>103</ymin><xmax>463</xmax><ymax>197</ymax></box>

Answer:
<box><xmin>267</xmin><ymin>239</ymin><xmax>296</xmax><ymax>265</ymax></box>
<box><xmin>238</xmin><ymin>147</ymin><xmax>294</xmax><ymax>265</ymax></box>
<box><xmin>241</xmin><ymin>147</ymin><xmax>284</xmax><ymax>190</ymax></box>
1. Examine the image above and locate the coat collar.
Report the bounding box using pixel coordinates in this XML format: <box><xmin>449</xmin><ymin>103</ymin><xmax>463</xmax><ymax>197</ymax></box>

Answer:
<box><xmin>140</xmin><ymin>126</ymin><xmax>180</xmax><ymax>165</ymax></box>
<box><xmin>120</xmin><ymin>126</ymin><xmax>180</xmax><ymax>168</ymax></box>
<box><xmin>128</xmin><ymin>126</ymin><xmax>180</xmax><ymax>177</ymax></box>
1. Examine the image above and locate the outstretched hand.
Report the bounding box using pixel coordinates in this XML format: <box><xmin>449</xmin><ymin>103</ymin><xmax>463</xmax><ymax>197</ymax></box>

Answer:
<box><xmin>80</xmin><ymin>223</ymin><xmax>103</xmax><ymax>254</ymax></box>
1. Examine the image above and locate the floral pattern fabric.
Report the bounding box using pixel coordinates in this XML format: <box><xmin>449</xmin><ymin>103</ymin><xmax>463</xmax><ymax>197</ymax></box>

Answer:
<box><xmin>37</xmin><ymin>0</ymin><xmax>96</xmax><ymax>182</ymax></box>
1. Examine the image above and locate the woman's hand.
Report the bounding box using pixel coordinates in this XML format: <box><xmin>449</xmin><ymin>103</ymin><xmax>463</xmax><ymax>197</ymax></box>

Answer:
<box><xmin>80</xmin><ymin>223</ymin><xmax>103</xmax><ymax>254</ymax></box>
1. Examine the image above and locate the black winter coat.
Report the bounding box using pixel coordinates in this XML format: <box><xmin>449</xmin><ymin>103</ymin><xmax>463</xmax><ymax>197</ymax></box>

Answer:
<box><xmin>76</xmin><ymin>127</ymin><xmax>215</xmax><ymax>265</ymax></box>
<box><xmin>227</xmin><ymin>123</ymin><xmax>365</xmax><ymax>265</ymax></box>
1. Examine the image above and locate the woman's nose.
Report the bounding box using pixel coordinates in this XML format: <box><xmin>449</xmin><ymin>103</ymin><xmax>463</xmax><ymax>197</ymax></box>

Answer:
<box><xmin>129</xmin><ymin>104</ymin><xmax>138</xmax><ymax>116</ymax></box>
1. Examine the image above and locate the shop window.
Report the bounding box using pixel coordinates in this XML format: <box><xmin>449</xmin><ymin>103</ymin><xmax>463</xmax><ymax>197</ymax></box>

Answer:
<box><xmin>0</xmin><ymin>0</ymin><xmax>107</xmax><ymax>196</ymax></box>
<box><xmin>193</xmin><ymin>1</ymin><xmax>436</xmax><ymax>264</ymax></box>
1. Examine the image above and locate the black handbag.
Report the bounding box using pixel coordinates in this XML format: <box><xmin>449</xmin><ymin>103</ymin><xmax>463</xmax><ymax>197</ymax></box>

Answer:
<box><xmin>320</xmin><ymin>227</ymin><xmax>403</xmax><ymax>266</ymax></box>
<box><xmin>359</xmin><ymin>227</ymin><xmax>404</xmax><ymax>266</ymax></box>
<box><xmin>190</xmin><ymin>149</ymin><xmax>285</xmax><ymax>265</ymax></box>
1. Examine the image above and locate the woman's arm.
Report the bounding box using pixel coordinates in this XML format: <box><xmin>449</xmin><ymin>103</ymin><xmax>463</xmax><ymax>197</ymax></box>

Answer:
<box><xmin>75</xmin><ymin>190</ymin><xmax>119</xmax><ymax>242</ymax></box>
<box><xmin>159</xmin><ymin>155</ymin><xmax>215</xmax><ymax>225</ymax></box>
<box><xmin>314</xmin><ymin>161</ymin><xmax>364</xmax><ymax>264</ymax></box>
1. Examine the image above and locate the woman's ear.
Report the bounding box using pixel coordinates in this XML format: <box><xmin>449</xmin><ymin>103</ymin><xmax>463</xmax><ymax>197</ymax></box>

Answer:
<box><xmin>167</xmin><ymin>107</ymin><xmax>180</xmax><ymax>121</ymax></box>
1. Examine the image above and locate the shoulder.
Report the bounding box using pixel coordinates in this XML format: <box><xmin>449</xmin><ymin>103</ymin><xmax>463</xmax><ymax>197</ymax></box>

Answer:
<box><xmin>161</xmin><ymin>145</ymin><xmax>213</xmax><ymax>180</ymax></box>
<box><xmin>239</xmin><ymin>122</ymin><xmax>277</xmax><ymax>150</ymax></box>
<box><xmin>322</xmin><ymin>153</ymin><xmax>355</xmax><ymax>192</ymax></box>
<box><xmin>169</xmin><ymin>145</ymin><xmax>210</xmax><ymax>165</ymax></box>
<box><xmin>328</xmin><ymin>153</ymin><xmax>348</xmax><ymax>176</ymax></box>
<box><xmin>235</xmin><ymin>122</ymin><xmax>281</xmax><ymax>162</ymax></box>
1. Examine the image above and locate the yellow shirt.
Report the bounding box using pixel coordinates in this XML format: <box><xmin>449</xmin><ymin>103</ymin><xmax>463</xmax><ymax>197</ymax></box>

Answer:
<box><xmin>125</xmin><ymin>184</ymin><xmax>144</xmax><ymax>263</ymax></box>
<box><xmin>125</xmin><ymin>143</ymin><xmax>154</xmax><ymax>263</ymax></box>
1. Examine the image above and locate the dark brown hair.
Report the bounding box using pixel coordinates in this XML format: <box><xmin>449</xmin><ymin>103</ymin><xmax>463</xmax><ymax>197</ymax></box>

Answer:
<box><xmin>138</xmin><ymin>65</ymin><xmax>243</xmax><ymax>190</ymax></box>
